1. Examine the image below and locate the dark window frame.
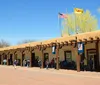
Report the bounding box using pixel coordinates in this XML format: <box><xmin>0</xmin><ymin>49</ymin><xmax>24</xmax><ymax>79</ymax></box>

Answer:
<box><xmin>64</xmin><ymin>51</ymin><xmax>72</xmax><ymax>60</ymax></box>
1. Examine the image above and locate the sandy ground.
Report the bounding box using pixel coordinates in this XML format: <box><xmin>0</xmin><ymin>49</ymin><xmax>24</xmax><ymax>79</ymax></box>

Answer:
<box><xmin>0</xmin><ymin>65</ymin><xmax>100</xmax><ymax>85</ymax></box>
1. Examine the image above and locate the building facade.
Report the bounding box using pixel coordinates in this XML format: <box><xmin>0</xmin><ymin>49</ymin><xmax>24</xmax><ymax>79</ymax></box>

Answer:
<box><xmin>0</xmin><ymin>31</ymin><xmax>100</xmax><ymax>72</ymax></box>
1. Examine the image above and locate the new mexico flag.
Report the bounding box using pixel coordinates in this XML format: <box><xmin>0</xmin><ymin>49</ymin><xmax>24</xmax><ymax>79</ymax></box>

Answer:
<box><xmin>74</xmin><ymin>8</ymin><xmax>84</xmax><ymax>14</ymax></box>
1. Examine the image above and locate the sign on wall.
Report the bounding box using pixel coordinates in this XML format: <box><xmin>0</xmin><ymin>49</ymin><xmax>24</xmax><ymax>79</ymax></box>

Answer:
<box><xmin>52</xmin><ymin>46</ymin><xmax>56</xmax><ymax>54</ymax></box>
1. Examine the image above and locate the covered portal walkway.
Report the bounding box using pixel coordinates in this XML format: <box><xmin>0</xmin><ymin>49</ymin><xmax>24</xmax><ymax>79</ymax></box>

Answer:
<box><xmin>0</xmin><ymin>30</ymin><xmax>100</xmax><ymax>72</ymax></box>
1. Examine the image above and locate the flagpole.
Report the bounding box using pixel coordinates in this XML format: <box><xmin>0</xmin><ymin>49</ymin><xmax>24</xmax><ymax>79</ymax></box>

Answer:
<box><xmin>73</xmin><ymin>4</ymin><xmax>80</xmax><ymax>72</ymax></box>
<box><xmin>58</xmin><ymin>13</ymin><xmax>62</xmax><ymax>37</ymax></box>
<box><xmin>66</xmin><ymin>9</ymin><xmax>70</xmax><ymax>35</ymax></box>
<box><xmin>75</xmin><ymin>14</ymin><xmax>77</xmax><ymax>34</ymax></box>
<box><xmin>73</xmin><ymin>4</ymin><xmax>78</xmax><ymax>34</ymax></box>
<box><xmin>74</xmin><ymin>11</ymin><xmax>77</xmax><ymax>34</ymax></box>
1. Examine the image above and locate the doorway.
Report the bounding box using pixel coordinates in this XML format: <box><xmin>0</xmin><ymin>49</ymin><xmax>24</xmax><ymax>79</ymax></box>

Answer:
<box><xmin>31</xmin><ymin>53</ymin><xmax>35</xmax><ymax>67</ymax></box>
<box><xmin>0</xmin><ymin>55</ymin><xmax>1</xmax><ymax>64</ymax></box>
<box><xmin>44</xmin><ymin>53</ymin><xmax>49</xmax><ymax>67</ymax></box>
<box><xmin>22</xmin><ymin>54</ymin><xmax>25</xmax><ymax>66</ymax></box>
<box><xmin>9</xmin><ymin>54</ymin><xmax>13</xmax><ymax>65</ymax></box>
<box><xmin>4</xmin><ymin>54</ymin><xmax>7</xmax><ymax>65</ymax></box>
<box><xmin>87</xmin><ymin>49</ymin><xmax>98</xmax><ymax>71</ymax></box>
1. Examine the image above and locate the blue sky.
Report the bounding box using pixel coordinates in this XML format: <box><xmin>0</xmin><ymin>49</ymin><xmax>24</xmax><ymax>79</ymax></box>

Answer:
<box><xmin>0</xmin><ymin>0</ymin><xmax>100</xmax><ymax>45</ymax></box>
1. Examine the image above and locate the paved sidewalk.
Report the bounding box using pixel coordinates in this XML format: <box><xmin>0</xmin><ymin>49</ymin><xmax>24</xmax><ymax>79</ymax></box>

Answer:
<box><xmin>0</xmin><ymin>65</ymin><xmax>100</xmax><ymax>85</ymax></box>
<box><xmin>13</xmin><ymin>65</ymin><xmax>100</xmax><ymax>78</ymax></box>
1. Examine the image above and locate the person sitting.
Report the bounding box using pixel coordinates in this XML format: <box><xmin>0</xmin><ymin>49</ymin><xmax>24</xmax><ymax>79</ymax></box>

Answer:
<box><xmin>51</xmin><ymin>58</ymin><xmax>55</xmax><ymax>68</ymax></box>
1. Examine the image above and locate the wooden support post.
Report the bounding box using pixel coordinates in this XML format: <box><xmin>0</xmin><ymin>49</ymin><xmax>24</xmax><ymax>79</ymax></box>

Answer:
<box><xmin>7</xmin><ymin>53</ymin><xmax>10</xmax><ymax>65</ymax></box>
<box><xmin>76</xmin><ymin>37</ymin><xmax>80</xmax><ymax>72</ymax></box>
<box><xmin>41</xmin><ymin>49</ymin><xmax>44</xmax><ymax>68</ymax></box>
<box><xmin>29</xmin><ymin>51</ymin><xmax>32</xmax><ymax>67</ymax></box>
<box><xmin>56</xmin><ymin>46</ymin><xmax>59</xmax><ymax>70</ymax></box>
<box><xmin>0</xmin><ymin>54</ymin><xmax>1</xmax><ymax>65</ymax></box>
<box><xmin>2</xmin><ymin>54</ymin><xmax>4</xmax><ymax>65</ymax></box>
<box><xmin>76</xmin><ymin>54</ymin><xmax>81</xmax><ymax>72</ymax></box>
<box><xmin>13</xmin><ymin>53</ymin><xmax>15</xmax><ymax>65</ymax></box>
<box><xmin>7</xmin><ymin>54</ymin><xmax>9</xmax><ymax>65</ymax></box>
<box><xmin>21</xmin><ymin>49</ymin><xmax>25</xmax><ymax>67</ymax></box>
<box><xmin>95</xmin><ymin>40</ymin><xmax>99</xmax><ymax>71</ymax></box>
<box><xmin>21</xmin><ymin>53</ymin><xmax>23</xmax><ymax>66</ymax></box>
<box><xmin>1</xmin><ymin>54</ymin><xmax>3</xmax><ymax>65</ymax></box>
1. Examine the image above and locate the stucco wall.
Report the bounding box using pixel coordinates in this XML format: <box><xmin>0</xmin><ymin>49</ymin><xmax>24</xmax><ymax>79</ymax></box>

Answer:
<box><xmin>98</xmin><ymin>42</ymin><xmax>100</xmax><ymax>65</ymax></box>
<box><xmin>24</xmin><ymin>50</ymin><xmax>31</xmax><ymax>60</ymax></box>
<box><xmin>16</xmin><ymin>51</ymin><xmax>22</xmax><ymax>59</ymax></box>
<box><xmin>43</xmin><ymin>48</ymin><xmax>56</xmax><ymax>62</ymax></box>
<box><xmin>34</xmin><ymin>49</ymin><xmax>42</xmax><ymax>60</ymax></box>
<box><xmin>84</xmin><ymin>43</ymin><xmax>96</xmax><ymax>58</ymax></box>
<box><xmin>59</xmin><ymin>46</ymin><xmax>77</xmax><ymax>62</ymax></box>
<box><xmin>2</xmin><ymin>42</ymin><xmax>99</xmax><ymax>66</ymax></box>
<box><xmin>42</xmin><ymin>46</ymin><xmax>78</xmax><ymax>62</ymax></box>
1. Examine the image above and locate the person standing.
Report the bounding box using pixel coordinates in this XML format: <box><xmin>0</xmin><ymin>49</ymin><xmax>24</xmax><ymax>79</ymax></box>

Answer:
<box><xmin>27</xmin><ymin>59</ymin><xmax>30</xmax><ymax>67</ymax></box>
<box><xmin>51</xmin><ymin>58</ymin><xmax>54</xmax><ymax>68</ymax></box>
<box><xmin>80</xmin><ymin>59</ymin><xmax>84</xmax><ymax>71</ymax></box>
<box><xmin>23</xmin><ymin>59</ymin><xmax>25</xmax><ymax>66</ymax></box>
<box><xmin>13</xmin><ymin>60</ymin><xmax>17</xmax><ymax>69</ymax></box>
<box><xmin>38</xmin><ymin>59</ymin><xmax>42</xmax><ymax>68</ymax></box>
<box><xmin>89</xmin><ymin>57</ymin><xmax>93</xmax><ymax>71</ymax></box>
<box><xmin>3</xmin><ymin>59</ymin><xmax>7</xmax><ymax>65</ymax></box>
<box><xmin>46</xmin><ymin>59</ymin><xmax>49</xmax><ymax>69</ymax></box>
<box><xmin>84</xmin><ymin>57</ymin><xmax>87</xmax><ymax>71</ymax></box>
<box><xmin>54</xmin><ymin>58</ymin><xmax>57</xmax><ymax>69</ymax></box>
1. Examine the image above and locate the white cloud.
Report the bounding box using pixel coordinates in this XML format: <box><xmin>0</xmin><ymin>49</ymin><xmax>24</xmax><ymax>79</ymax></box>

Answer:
<box><xmin>97</xmin><ymin>7</ymin><xmax>100</xmax><ymax>13</ymax></box>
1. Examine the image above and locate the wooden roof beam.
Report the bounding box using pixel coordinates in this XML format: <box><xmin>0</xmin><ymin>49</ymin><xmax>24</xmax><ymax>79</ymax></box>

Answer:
<box><xmin>95</xmin><ymin>36</ymin><xmax>99</xmax><ymax>40</ymax></box>
<box><xmin>25</xmin><ymin>46</ymin><xmax>30</xmax><ymax>50</ymax></box>
<box><xmin>69</xmin><ymin>40</ymin><xmax>72</xmax><ymax>42</ymax></box>
<box><xmin>56</xmin><ymin>42</ymin><xmax>60</xmax><ymax>46</ymax></box>
<box><xmin>64</xmin><ymin>41</ymin><xmax>68</xmax><ymax>45</ymax></box>
<box><xmin>36</xmin><ymin>45</ymin><xmax>41</xmax><ymax>49</ymax></box>
<box><xmin>61</xmin><ymin>42</ymin><xmax>64</xmax><ymax>46</ymax></box>
<box><xmin>89</xmin><ymin>37</ymin><xmax>94</xmax><ymax>43</ymax></box>
<box><xmin>47</xmin><ymin>44</ymin><xmax>50</xmax><ymax>47</ymax></box>
<box><xmin>34</xmin><ymin>46</ymin><xmax>37</xmax><ymax>49</ymax></box>
<box><xmin>16</xmin><ymin>48</ymin><xmax>21</xmax><ymax>50</ymax></box>
<box><xmin>50</xmin><ymin>42</ymin><xmax>56</xmax><ymax>47</ymax></box>
<box><xmin>30</xmin><ymin>47</ymin><xmax>34</xmax><ymax>51</ymax></box>
<box><xmin>42</xmin><ymin>45</ymin><xmax>47</xmax><ymax>50</ymax></box>
<box><xmin>83</xmin><ymin>38</ymin><xmax>87</xmax><ymax>44</ymax></box>
<box><xmin>89</xmin><ymin>37</ymin><xmax>93</xmax><ymax>40</ymax></box>
<box><xmin>70</xmin><ymin>39</ymin><xmax>76</xmax><ymax>42</ymax></box>
<box><xmin>83</xmin><ymin>38</ymin><xmax>87</xmax><ymax>41</ymax></box>
<box><xmin>69</xmin><ymin>40</ymin><xmax>76</xmax><ymax>45</ymax></box>
<box><xmin>78</xmin><ymin>39</ymin><xmax>82</xmax><ymax>42</ymax></box>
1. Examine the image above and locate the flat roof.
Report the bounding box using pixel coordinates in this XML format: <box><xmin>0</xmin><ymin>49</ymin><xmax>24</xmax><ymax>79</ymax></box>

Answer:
<box><xmin>0</xmin><ymin>30</ymin><xmax>100</xmax><ymax>51</ymax></box>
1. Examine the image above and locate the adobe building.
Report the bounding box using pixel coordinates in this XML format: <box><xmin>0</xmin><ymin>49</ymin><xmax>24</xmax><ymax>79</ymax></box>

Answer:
<box><xmin>0</xmin><ymin>30</ymin><xmax>100</xmax><ymax>72</ymax></box>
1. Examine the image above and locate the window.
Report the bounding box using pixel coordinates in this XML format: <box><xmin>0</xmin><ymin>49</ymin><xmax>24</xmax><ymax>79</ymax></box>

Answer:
<box><xmin>44</xmin><ymin>53</ymin><xmax>49</xmax><ymax>60</ymax></box>
<box><xmin>64</xmin><ymin>51</ymin><xmax>72</xmax><ymax>61</ymax></box>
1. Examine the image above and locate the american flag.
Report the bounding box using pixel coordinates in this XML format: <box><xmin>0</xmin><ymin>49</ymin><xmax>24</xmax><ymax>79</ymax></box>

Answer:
<box><xmin>59</xmin><ymin>13</ymin><xmax>67</xmax><ymax>18</ymax></box>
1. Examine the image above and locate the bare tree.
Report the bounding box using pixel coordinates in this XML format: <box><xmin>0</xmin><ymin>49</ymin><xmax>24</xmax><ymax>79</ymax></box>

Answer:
<box><xmin>17</xmin><ymin>39</ymin><xmax>35</xmax><ymax>44</ymax></box>
<box><xmin>0</xmin><ymin>39</ymin><xmax>10</xmax><ymax>48</ymax></box>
